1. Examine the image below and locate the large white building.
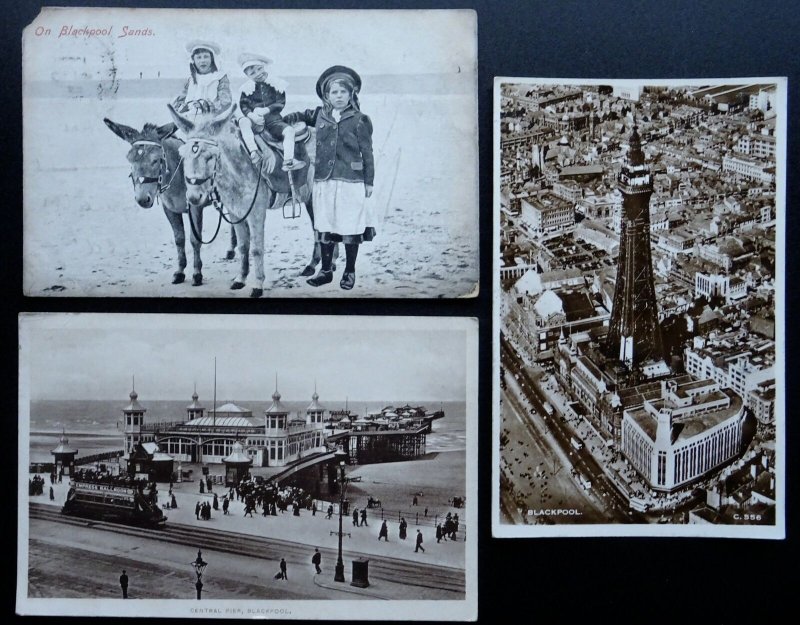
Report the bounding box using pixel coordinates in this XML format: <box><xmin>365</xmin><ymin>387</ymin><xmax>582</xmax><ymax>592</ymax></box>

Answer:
<box><xmin>127</xmin><ymin>385</ymin><xmax>329</xmax><ymax>469</ymax></box>
<box><xmin>519</xmin><ymin>195</ymin><xmax>575</xmax><ymax>236</ymax></box>
<box><xmin>621</xmin><ymin>378</ymin><xmax>746</xmax><ymax>492</ymax></box>
<box><xmin>683</xmin><ymin>335</ymin><xmax>775</xmax><ymax>407</ymax></box>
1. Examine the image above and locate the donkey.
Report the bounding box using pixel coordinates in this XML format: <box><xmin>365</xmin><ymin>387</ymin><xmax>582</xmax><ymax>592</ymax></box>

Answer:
<box><xmin>168</xmin><ymin>103</ymin><xmax>278</xmax><ymax>297</ymax></box>
<box><xmin>104</xmin><ymin>118</ymin><xmax>237</xmax><ymax>287</ymax></box>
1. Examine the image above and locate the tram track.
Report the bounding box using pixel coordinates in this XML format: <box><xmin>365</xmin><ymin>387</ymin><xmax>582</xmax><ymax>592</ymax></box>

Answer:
<box><xmin>30</xmin><ymin>503</ymin><xmax>465</xmax><ymax>594</ymax></box>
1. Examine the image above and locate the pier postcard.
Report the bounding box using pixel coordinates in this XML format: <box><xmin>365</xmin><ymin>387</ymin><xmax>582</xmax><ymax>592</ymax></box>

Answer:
<box><xmin>22</xmin><ymin>7</ymin><xmax>478</xmax><ymax>299</ymax></box>
<box><xmin>493</xmin><ymin>77</ymin><xmax>786</xmax><ymax>538</ymax></box>
<box><xmin>18</xmin><ymin>313</ymin><xmax>477</xmax><ymax>620</ymax></box>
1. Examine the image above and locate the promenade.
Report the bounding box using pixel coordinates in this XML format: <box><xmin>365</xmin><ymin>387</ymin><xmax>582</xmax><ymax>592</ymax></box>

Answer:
<box><xmin>29</xmin><ymin>451</ymin><xmax>466</xmax><ymax>570</ymax></box>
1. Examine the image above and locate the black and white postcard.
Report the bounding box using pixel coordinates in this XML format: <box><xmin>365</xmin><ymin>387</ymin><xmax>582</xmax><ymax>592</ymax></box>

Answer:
<box><xmin>493</xmin><ymin>78</ymin><xmax>785</xmax><ymax>538</ymax></box>
<box><xmin>22</xmin><ymin>7</ymin><xmax>478</xmax><ymax>298</ymax></box>
<box><xmin>18</xmin><ymin>313</ymin><xmax>477</xmax><ymax>619</ymax></box>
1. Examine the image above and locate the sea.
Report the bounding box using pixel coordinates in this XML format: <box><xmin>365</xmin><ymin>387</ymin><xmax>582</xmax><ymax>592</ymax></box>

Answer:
<box><xmin>28</xmin><ymin>399</ymin><xmax>467</xmax><ymax>463</ymax></box>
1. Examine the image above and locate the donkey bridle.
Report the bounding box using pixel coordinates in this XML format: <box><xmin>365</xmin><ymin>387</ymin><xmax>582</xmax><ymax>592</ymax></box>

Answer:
<box><xmin>130</xmin><ymin>139</ymin><xmax>182</xmax><ymax>195</ymax></box>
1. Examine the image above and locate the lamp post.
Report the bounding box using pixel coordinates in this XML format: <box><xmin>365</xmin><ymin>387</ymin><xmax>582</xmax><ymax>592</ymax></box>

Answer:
<box><xmin>333</xmin><ymin>449</ymin><xmax>349</xmax><ymax>582</ymax></box>
<box><xmin>191</xmin><ymin>549</ymin><xmax>208</xmax><ymax>600</ymax></box>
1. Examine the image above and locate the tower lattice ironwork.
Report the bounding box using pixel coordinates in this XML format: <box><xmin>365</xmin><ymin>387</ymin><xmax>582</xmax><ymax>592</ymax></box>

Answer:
<box><xmin>604</xmin><ymin>125</ymin><xmax>664</xmax><ymax>369</ymax></box>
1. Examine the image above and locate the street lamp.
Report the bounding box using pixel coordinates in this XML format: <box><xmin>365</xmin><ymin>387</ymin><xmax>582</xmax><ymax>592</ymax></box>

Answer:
<box><xmin>191</xmin><ymin>549</ymin><xmax>208</xmax><ymax>600</ymax></box>
<box><xmin>332</xmin><ymin>449</ymin><xmax>349</xmax><ymax>582</ymax></box>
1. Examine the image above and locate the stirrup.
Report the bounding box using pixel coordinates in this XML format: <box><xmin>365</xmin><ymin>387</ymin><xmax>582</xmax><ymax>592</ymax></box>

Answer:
<box><xmin>281</xmin><ymin>158</ymin><xmax>306</xmax><ymax>171</ymax></box>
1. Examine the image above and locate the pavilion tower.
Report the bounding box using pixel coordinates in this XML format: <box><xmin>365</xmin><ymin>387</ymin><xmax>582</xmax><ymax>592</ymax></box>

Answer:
<box><xmin>187</xmin><ymin>385</ymin><xmax>204</xmax><ymax>421</ymax></box>
<box><xmin>604</xmin><ymin>125</ymin><xmax>664</xmax><ymax>370</ymax></box>
<box><xmin>123</xmin><ymin>378</ymin><xmax>146</xmax><ymax>455</ymax></box>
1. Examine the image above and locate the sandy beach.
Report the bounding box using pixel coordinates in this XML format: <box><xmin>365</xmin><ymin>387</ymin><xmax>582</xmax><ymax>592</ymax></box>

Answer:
<box><xmin>24</xmin><ymin>92</ymin><xmax>478</xmax><ymax>298</ymax></box>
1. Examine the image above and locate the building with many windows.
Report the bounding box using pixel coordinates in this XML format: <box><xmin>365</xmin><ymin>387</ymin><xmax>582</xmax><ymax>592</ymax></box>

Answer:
<box><xmin>129</xmin><ymin>384</ymin><xmax>329</xmax><ymax>470</ymax></box>
<box><xmin>519</xmin><ymin>194</ymin><xmax>575</xmax><ymax>236</ymax></box>
<box><xmin>621</xmin><ymin>378</ymin><xmax>746</xmax><ymax>492</ymax></box>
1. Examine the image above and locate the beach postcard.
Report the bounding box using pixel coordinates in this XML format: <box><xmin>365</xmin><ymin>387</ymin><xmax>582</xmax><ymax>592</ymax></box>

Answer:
<box><xmin>18</xmin><ymin>313</ymin><xmax>478</xmax><ymax>619</ymax></box>
<box><xmin>22</xmin><ymin>7</ymin><xmax>478</xmax><ymax>298</ymax></box>
<box><xmin>493</xmin><ymin>77</ymin><xmax>786</xmax><ymax>538</ymax></box>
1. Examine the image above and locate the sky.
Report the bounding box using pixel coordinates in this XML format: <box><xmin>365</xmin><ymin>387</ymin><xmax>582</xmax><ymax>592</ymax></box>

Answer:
<box><xmin>24</xmin><ymin>7</ymin><xmax>476</xmax><ymax>80</ymax></box>
<box><xmin>21</xmin><ymin>315</ymin><xmax>474</xmax><ymax>402</ymax></box>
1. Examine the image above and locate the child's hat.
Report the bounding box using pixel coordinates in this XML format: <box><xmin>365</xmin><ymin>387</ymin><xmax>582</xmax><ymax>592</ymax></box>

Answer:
<box><xmin>316</xmin><ymin>65</ymin><xmax>362</xmax><ymax>99</ymax></box>
<box><xmin>186</xmin><ymin>40</ymin><xmax>221</xmax><ymax>58</ymax></box>
<box><xmin>238</xmin><ymin>53</ymin><xmax>273</xmax><ymax>72</ymax></box>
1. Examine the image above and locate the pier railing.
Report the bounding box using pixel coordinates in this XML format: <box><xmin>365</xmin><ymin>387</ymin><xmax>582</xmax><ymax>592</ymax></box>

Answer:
<box><xmin>75</xmin><ymin>450</ymin><xmax>124</xmax><ymax>466</ymax></box>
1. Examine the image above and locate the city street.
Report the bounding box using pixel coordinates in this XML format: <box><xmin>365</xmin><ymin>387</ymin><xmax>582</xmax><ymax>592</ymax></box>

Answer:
<box><xmin>500</xmin><ymin>335</ymin><xmax>641</xmax><ymax>524</ymax></box>
<box><xmin>27</xmin><ymin>513</ymin><xmax>462</xmax><ymax>600</ymax></box>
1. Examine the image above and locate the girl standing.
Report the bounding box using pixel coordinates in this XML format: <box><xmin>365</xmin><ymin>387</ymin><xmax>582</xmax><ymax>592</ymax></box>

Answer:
<box><xmin>284</xmin><ymin>65</ymin><xmax>375</xmax><ymax>290</ymax></box>
<box><xmin>173</xmin><ymin>40</ymin><xmax>232</xmax><ymax>116</ymax></box>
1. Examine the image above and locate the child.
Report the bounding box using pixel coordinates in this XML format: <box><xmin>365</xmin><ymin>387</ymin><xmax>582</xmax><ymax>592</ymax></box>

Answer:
<box><xmin>237</xmin><ymin>53</ymin><xmax>297</xmax><ymax>168</ymax></box>
<box><xmin>173</xmin><ymin>41</ymin><xmax>232</xmax><ymax>115</ymax></box>
<box><xmin>284</xmin><ymin>65</ymin><xmax>374</xmax><ymax>290</ymax></box>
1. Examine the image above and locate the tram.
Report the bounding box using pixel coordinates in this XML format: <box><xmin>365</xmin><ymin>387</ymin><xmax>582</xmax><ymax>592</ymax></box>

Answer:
<box><xmin>62</xmin><ymin>478</ymin><xmax>167</xmax><ymax>528</ymax></box>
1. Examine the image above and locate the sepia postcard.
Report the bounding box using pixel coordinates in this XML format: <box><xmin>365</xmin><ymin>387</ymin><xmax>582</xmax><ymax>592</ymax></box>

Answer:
<box><xmin>492</xmin><ymin>77</ymin><xmax>786</xmax><ymax>538</ymax></box>
<box><xmin>18</xmin><ymin>313</ymin><xmax>478</xmax><ymax>619</ymax></box>
<box><xmin>22</xmin><ymin>7</ymin><xmax>478</xmax><ymax>298</ymax></box>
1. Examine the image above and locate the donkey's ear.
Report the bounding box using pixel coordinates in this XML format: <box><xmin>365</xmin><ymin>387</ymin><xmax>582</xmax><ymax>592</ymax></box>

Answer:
<box><xmin>167</xmin><ymin>104</ymin><xmax>194</xmax><ymax>134</ymax></box>
<box><xmin>209</xmin><ymin>103</ymin><xmax>238</xmax><ymax>135</ymax></box>
<box><xmin>104</xmin><ymin>118</ymin><xmax>139</xmax><ymax>144</ymax></box>
<box><xmin>156</xmin><ymin>122</ymin><xmax>178</xmax><ymax>140</ymax></box>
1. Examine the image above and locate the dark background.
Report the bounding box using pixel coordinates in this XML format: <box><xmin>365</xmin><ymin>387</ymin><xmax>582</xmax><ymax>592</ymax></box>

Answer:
<box><xmin>3</xmin><ymin>0</ymin><xmax>796</xmax><ymax>622</ymax></box>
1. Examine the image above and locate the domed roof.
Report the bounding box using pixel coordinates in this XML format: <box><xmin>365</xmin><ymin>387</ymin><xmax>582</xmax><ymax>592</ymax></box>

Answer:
<box><xmin>222</xmin><ymin>441</ymin><xmax>253</xmax><ymax>465</ymax></box>
<box><xmin>123</xmin><ymin>386</ymin><xmax>145</xmax><ymax>412</ymax></box>
<box><xmin>266</xmin><ymin>386</ymin><xmax>288</xmax><ymax>414</ymax></box>
<box><xmin>51</xmin><ymin>431</ymin><xmax>78</xmax><ymax>455</ymax></box>
<box><xmin>184</xmin><ymin>415</ymin><xmax>260</xmax><ymax>428</ymax></box>
<box><xmin>307</xmin><ymin>389</ymin><xmax>325</xmax><ymax>412</ymax></box>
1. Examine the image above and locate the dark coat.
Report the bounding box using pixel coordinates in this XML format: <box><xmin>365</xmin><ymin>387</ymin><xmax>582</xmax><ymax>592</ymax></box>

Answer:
<box><xmin>284</xmin><ymin>106</ymin><xmax>374</xmax><ymax>186</ymax></box>
<box><xmin>239</xmin><ymin>81</ymin><xmax>286</xmax><ymax>117</ymax></box>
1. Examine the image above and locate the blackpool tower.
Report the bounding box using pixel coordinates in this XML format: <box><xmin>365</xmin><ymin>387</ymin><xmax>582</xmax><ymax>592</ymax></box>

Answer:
<box><xmin>604</xmin><ymin>125</ymin><xmax>664</xmax><ymax>369</ymax></box>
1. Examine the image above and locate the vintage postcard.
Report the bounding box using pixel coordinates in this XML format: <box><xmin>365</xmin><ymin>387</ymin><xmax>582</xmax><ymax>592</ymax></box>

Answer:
<box><xmin>18</xmin><ymin>313</ymin><xmax>477</xmax><ymax>619</ymax></box>
<box><xmin>22</xmin><ymin>7</ymin><xmax>478</xmax><ymax>298</ymax></box>
<box><xmin>493</xmin><ymin>78</ymin><xmax>785</xmax><ymax>538</ymax></box>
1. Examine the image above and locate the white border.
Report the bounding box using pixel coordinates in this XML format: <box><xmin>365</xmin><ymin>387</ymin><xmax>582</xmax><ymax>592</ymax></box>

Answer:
<box><xmin>18</xmin><ymin>313</ymin><xmax>478</xmax><ymax>619</ymax></box>
<box><xmin>492</xmin><ymin>77</ymin><xmax>786</xmax><ymax>539</ymax></box>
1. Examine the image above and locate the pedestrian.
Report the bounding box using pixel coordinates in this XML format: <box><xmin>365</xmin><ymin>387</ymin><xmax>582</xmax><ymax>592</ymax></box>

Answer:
<box><xmin>326</xmin><ymin>504</ymin><xmax>334</xmax><ymax>520</ymax></box>
<box><xmin>199</xmin><ymin>480</ymin><xmax>205</xmax><ymax>494</ymax></box>
<box><xmin>424</xmin><ymin>507</ymin><xmax>428</xmax><ymax>517</ymax></box>
<box><xmin>436</xmin><ymin>523</ymin><xmax>443</xmax><ymax>543</ymax></box>
<box><xmin>213</xmin><ymin>493</ymin><xmax>219</xmax><ymax>511</ymax></box>
<box><xmin>415</xmin><ymin>529</ymin><xmax>425</xmax><ymax>553</ymax></box>
<box><xmin>399</xmin><ymin>517</ymin><xmax>407</xmax><ymax>540</ymax></box>
<box><xmin>412</xmin><ymin>495</ymin><xmax>418</xmax><ymax>506</ymax></box>
<box><xmin>195</xmin><ymin>501</ymin><xmax>201</xmax><ymax>520</ymax></box>
<box><xmin>222</xmin><ymin>496</ymin><xmax>229</xmax><ymax>515</ymax></box>
<box><xmin>49</xmin><ymin>486</ymin><xmax>54</xmax><ymax>501</ymax></box>
<box><xmin>352</xmin><ymin>508</ymin><xmax>358</xmax><ymax>526</ymax></box>
<box><xmin>171</xmin><ymin>493</ymin><xmax>178</xmax><ymax>509</ymax></box>
<box><xmin>378</xmin><ymin>520</ymin><xmax>388</xmax><ymax>541</ymax></box>
<box><xmin>360</xmin><ymin>508</ymin><xmax>368</xmax><ymax>527</ymax></box>
<box><xmin>312</xmin><ymin>548</ymin><xmax>322</xmax><ymax>574</ymax></box>
<box><xmin>312</xmin><ymin>501</ymin><xmax>317</xmax><ymax>516</ymax></box>
<box><xmin>280</xmin><ymin>558</ymin><xmax>288</xmax><ymax>580</ymax></box>
<box><xmin>119</xmin><ymin>570</ymin><xmax>129</xmax><ymax>599</ymax></box>
<box><xmin>284</xmin><ymin>65</ymin><xmax>375</xmax><ymax>290</ymax></box>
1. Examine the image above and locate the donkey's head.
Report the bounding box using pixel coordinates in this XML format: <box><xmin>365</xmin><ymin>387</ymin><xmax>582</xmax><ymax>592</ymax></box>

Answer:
<box><xmin>104</xmin><ymin>118</ymin><xmax>176</xmax><ymax>208</ymax></box>
<box><xmin>167</xmin><ymin>103</ymin><xmax>237</xmax><ymax>207</ymax></box>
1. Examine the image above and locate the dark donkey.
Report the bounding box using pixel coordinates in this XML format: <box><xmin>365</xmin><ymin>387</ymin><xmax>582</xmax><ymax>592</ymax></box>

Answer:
<box><xmin>104</xmin><ymin>118</ymin><xmax>237</xmax><ymax>286</ymax></box>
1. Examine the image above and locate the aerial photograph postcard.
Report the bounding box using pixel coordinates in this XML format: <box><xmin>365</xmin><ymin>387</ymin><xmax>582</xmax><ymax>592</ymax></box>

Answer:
<box><xmin>493</xmin><ymin>78</ymin><xmax>785</xmax><ymax>538</ymax></box>
<box><xmin>22</xmin><ymin>7</ymin><xmax>478</xmax><ymax>298</ymax></box>
<box><xmin>18</xmin><ymin>314</ymin><xmax>477</xmax><ymax>619</ymax></box>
